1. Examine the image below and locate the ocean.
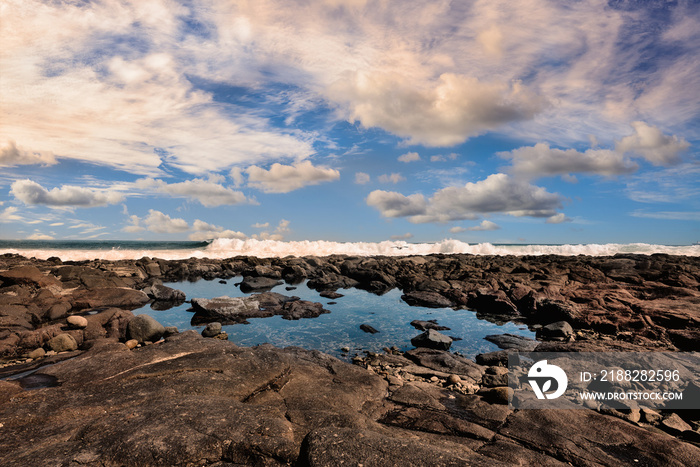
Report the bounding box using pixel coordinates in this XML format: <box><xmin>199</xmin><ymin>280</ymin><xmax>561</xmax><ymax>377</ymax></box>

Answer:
<box><xmin>0</xmin><ymin>238</ymin><xmax>698</xmax><ymax>261</ymax></box>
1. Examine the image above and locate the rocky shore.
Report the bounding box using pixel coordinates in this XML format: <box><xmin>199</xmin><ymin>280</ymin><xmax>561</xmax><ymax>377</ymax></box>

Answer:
<box><xmin>1</xmin><ymin>252</ymin><xmax>699</xmax><ymax>465</ymax></box>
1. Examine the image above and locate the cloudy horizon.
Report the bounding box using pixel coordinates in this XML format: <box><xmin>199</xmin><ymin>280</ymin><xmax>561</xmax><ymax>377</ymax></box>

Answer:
<box><xmin>1</xmin><ymin>0</ymin><xmax>698</xmax><ymax>245</ymax></box>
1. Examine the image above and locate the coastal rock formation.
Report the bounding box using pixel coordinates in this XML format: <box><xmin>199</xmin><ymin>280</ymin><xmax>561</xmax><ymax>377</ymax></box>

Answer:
<box><xmin>190</xmin><ymin>292</ymin><xmax>330</xmax><ymax>324</ymax></box>
<box><xmin>2</xmin><ymin>332</ymin><xmax>699</xmax><ymax>466</ymax></box>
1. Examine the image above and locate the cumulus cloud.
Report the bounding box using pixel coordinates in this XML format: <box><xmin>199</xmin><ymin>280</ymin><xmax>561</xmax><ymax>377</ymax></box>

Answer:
<box><xmin>354</xmin><ymin>172</ymin><xmax>370</xmax><ymax>184</ymax></box>
<box><xmin>141</xmin><ymin>210</ymin><xmax>189</xmax><ymax>234</ymax></box>
<box><xmin>502</xmin><ymin>143</ymin><xmax>638</xmax><ymax>180</ymax></box>
<box><xmin>615</xmin><ymin>121</ymin><xmax>690</xmax><ymax>166</ymax></box>
<box><xmin>398</xmin><ymin>152</ymin><xmax>421</xmax><ymax>163</ymax></box>
<box><xmin>378</xmin><ymin>173</ymin><xmax>406</xmax><ymax>184</ymax></box>
<box><xmin>189</xmin><ymin>219</ymin><xmax>247</xmax><ymax>242</ymax></box>
<box><xmin>0</xmin><ymin>141</ymin><xmax>56</xmax><ymax>167</ymax></box>
<box><xmin>449</xmin><ymin>226</ymin><xmax>467</xmax><ymax>234</ymax></box>
<box><xmin>246</xmin><ymin>161</ymin><xmax>340</xmax><ymax>193</ymax></box>
<box><xmin>136</xmin><ymin>177</ymin><xmax>248</xmax><ymax>207</ymax></box>
<box><xmin>368</xmin><ymin>173</ymin><xmax>563</xmax><ymax>223</ymax></box>
<box><xmin>366</xmin><ymin>191</ymin><xmax>428</xmax><ymax>218</ymax></box>
<box><xmin>328</xmin><ymin>72</ymin><xmax>546</xmax><ymax>147</ymax></box>
<box><xmin>390</xmin><ymin>233</ymin><xmax>413</xmax><ymax>240</ymax></box>
<box><xmin>468</xmin><ymin>220</ymin><xmax>501</xmax><ymax>231</ymax></box>
<box><xmin>501</xmin><ymin>123</ymin><xmax>688</xmax><ymax>181</ymax></box>
<box><xmin>10</xmin><ymin>179</ymin><xmax>123</xmax><ymax>208</ymax></box>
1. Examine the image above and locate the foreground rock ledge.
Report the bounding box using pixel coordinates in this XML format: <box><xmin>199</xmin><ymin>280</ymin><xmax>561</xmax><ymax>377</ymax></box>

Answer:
<box><xmin>1</xmin><ymin>332</ymin><xmax>698</xmax><ymax>466</ymax></box>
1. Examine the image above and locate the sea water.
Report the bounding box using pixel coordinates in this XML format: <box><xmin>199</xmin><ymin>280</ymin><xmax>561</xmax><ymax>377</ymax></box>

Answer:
<box><xmin>132</xmin><ymin>276</ymin><xmax>535</xmax><ymax>360</ymax></box>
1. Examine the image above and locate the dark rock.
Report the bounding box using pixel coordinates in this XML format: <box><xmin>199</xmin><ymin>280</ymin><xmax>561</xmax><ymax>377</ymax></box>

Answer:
<box><xmin>0</xmin><ymin>266</ymin><xmax>61</xmax><ymax>289</ymax></box>
<box><xmin>202</xmin><ymin>322</ymin><xmax>222</xmax><ymax>338</ymax></box>
<box><xmin>146</xmin><ymin>284</ymin><xmax>185</xmax><ymax>302</ymax></box>
<box><xmin>163</xmin><ymin>326</ymin><xmax>179</xmax><ymax>338</ymax></box>
<box><xmin>126</xmin><ymin>314</ymin><xmax>165</xmax><ymax>343</ymax></box>
<box><xmin>410</xmin><ymin>329</ymin><xmax>453</xmax><ymax>350</ymax></box>
<box><xmin>71</xmin><ymin>287</ymin><xmax>150</xmax><ymax>310</ymax></box>
<box><xmin>359</xmin><ymin>324</ymin><xmax>379</xmax><ymax>334</ymax></box>
<box><xmin>404</xmin><ymin>348</ymin><xmax>484</xmax><ymax>383</ymax></box>
<box><xmin>319</xmin><ymin>290</ymin><xmax>343</xmax><ymax>299</ymax></box>
<box><xmin>401</xmin><ymin>291</ymin><xmax>453</xmax><ymax>308</ymax></box>
<box><xmin>410</xmin><ymin>319</ymin><xmax>450</xmax><ymax>331</ymax></box>
<box><xmin>191</xmin><ymin>296</ymin><xmax>264</xmax><ymax>321</ymax></box>
<box><xmin>475</xmin><ymin>350</ymin><xmax>509</xmax><ymax>367</ymax></box>
<box><xmin>239</xmin><ymin>276</ymin><xmax>283</xmax><ymax>293</ymax></box>
<box><xmin>484</xmin><ymin>333</ymin><xmax>538</xmax><ymax>351</ymax></box>
<box><xmin>537</xmin><ymin>321</ymin><xmax>574</xmax><ymax>340</ymax></box>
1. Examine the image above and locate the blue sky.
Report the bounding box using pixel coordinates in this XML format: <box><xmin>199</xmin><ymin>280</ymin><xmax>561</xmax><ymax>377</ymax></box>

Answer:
<box><xmin>1</xmin><ymin>0</ymin><xmax>699</xmax><ymax>244</ymax></box>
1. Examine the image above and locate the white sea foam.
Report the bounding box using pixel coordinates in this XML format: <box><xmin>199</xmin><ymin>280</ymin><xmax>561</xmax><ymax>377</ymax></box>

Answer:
<box><xmin>2</xmin><ymin>238</ymin><xmax>699</xmax><ymax>261</ymax></box>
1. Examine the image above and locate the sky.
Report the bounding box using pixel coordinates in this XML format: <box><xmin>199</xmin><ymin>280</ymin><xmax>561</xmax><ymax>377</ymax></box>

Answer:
<box><xmin>1</xmin><ymin>0</ymin><xmax>699</xmax><ymax>245</ymax></box>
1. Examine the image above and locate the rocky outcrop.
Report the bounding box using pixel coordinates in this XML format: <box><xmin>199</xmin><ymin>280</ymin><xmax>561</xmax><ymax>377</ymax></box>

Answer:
<box><xmin>190</xmin><ymin>292</ymin><xmax>330</xmax><ymax>324</ymax></box>
<box><xmin>2</xmin><ymin>333</ymin><xmax>698</xmax><ymax>466</ymax></box>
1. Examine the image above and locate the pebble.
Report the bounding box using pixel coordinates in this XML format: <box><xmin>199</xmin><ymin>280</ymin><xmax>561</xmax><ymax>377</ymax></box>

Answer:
<box><xmin>67</xmin><ymin>315</ymin><xmax>89</xmax><ymax>329</ymax></box>
<box><xmin>27</xmin><ymin>348</ymin><xmax>46</xmax><ymax>359</ymax></box>
<box><xmin>125</xmin><ymin>339</ymin><xmax>139</xmax><ymax>350</ymax></box>
<box><xmin>341</xmin><ymin>347</ymin><xmax>350</xmax><ymax>353</ymax></box>
<box><xmin>430</xmin><ymin>376</ymin><xmax>439</xmax><ymax>382</ymax></box>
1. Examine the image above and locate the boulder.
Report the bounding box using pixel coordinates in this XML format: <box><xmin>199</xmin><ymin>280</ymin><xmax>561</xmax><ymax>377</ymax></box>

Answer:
<box><xmin>410</xmin><ymin>329</ymin><xmax>453</xmax><ymax>350</ymax></box>
<box><xmin>126</xmin><ymin>314</ymin><xmax>165</xmax><ymax>343</ymax></box>
<box><xmin>146</xmin><ymin>284</ymin><xmax>185</xmax><ymax>302</ymax></box>
<box><xmin>47</xmin><ymin>333</ymin><xmax>78</xmax><ymax>352</ymax></box>
<box><xmin>410</xmin><ymin>319</ymin><xmax>450</xmax><ymax>331</ymax></box>
<box><xmin>359</xmin><ymin>324</ymin><xmax>379</xmax><ymax>334</ymax></box>
<box><xmin>71</xmin><ymin>287</ymin><xmax>149</xmax><ymax>310</ymax></box>
<box><xmin>537</xmin><ymin>321</ymin><xmax>574</xmax><ymax>340</ymax></box>
<box><xmin>202</xmin><ymin>322</ymin><xmax>222</xmax><ymax>338</ymax></box>
<box><xmin>401</xmin><ymin>291</ymin><xmax>453</xmax><ymax>308</ymax></box>
<box><xmin>484</xmin><ymin>333</ymin><xmax>538</xmax><ymax>351</ymax></box>
<box><xmin>239</xmin><ymin>276</ymin><xmax>283</xmax><ymax>293</ymax></box>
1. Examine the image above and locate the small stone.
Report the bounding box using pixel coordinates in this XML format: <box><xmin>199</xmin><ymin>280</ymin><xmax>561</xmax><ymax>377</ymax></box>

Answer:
<box><xmin>202</xmin><ymin>322</ymin><xmax>222</xmax><ymax>338</ymax></box>
<box><xmin>447</xmin><ymin>374</ymin><xmax>461</xmax><ymax>385</ymax></box>
<box><xmin>67</xmin><ymin>315</ymin><xmax>88</xmax><ymax>329</ymax></box>
<box><xmin>213</xmin><ymin>332</ymin><xmax>229</xmax><ymax>341</ymax></box>
<box><xmin>341</xmin><ymin>347</ymin><xmax>350</xmax><ymax>353</ymax></box>
<box><xmin>430</xmin><ymin>376</ymin><xmax>439</xmax><ymax>382</ymax></box>
<box><xmin>27</xmin><ymin>348</ymin><xmax>46</xmax><ymax>359</ymax></box>
<box><xmin>410</xmin><ymin>329</ymin><xmax>452</xmax><ymax>350</ymax></box>
<box><xmin>359</xmin><ymin>324</ymin><xmax>379</xmax><ymax>334</ymax></box>
<box><xmin>47</xmin><ymin>333</ymin><xmax>78</xmax><ymax>353</ymax></box>
<box><xmin>125</xmin><ymin>339</ymin><xmax>139</xmax><ymax>350</ymax></box>
<box><xmin>163</xmin><ymin>326</ymin><xmax>179</xmax><ymax>338</ymax></box>
<box><xmin>478</xmin><ymin>386</ymin><xmax>513</xmax><ymax>405</ymax></box>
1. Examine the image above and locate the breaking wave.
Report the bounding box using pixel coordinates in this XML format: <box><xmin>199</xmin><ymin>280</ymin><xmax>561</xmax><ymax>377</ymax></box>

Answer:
<box><xmin>1</xmin><ymin>238</ymin><xmax>698</xmax><ymax>261</ymax></box>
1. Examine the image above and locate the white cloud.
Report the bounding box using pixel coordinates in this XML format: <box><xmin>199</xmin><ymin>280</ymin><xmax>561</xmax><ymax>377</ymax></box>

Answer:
<box><xmin>502</xmin><ymin>143</ymin><xmax>638</xmax><ymax>179</ymax></box>
<box><xmin>398</xmin><ymin>152</ymin><xmax>421</xmax><ymax>163</ymax></box>
<box><xmin>252</xmin><ymin>222</ymin><xmax>270</xmax><ymax>229</ymax></box>
<box><xmin>142</xmin><ymin>210</ymin><xmax>189</xmax><ymax>234</ymax></box>
<box><xmin>27</xmin><ymin>233</ymin><xmax>54</xmax><ymax>240</ymax></box>
<box><xmin>368</xmin><ymin>173</ymin><xmax>563</xmax><ymax>223</ymax></box>
<box><xmin>136</xmin><ymin>177</ymin><xmax>248</xmax><ymax>207</ymax></box>
<box><xmin>123</xmin><ymin>215</ymin><xmax>145</xmax><ymax>233</ymax></box>
<box><xmin>468</xmin><ymin>220</ymin><xmax>501</xmax><ymax>231</ymax></box>
<box><xmin>10</xmin><ymin>179</ymin><xmax>123</xmax><ymax>208</ymax></box>
<box><xmin>189</xmin><ymin>219</ymin><xmax>247</xmax><ymax>241</ymax></box>
<box><xmin>378</xmin><ymin>173</ymin><xmax>406</xmax><ymax>184</ymax></box>
<box><xmin>246</xmin><ymin>161</ymin><xmax>340</xmax><ymax>193</ymax></box>
<box><xmin>354</xmin><ymin>172</ymin><xmax>370</xmax><ymax>184</ymax></box>
<box><xmin>328</xmin><ymin>72</ymin><xmax>546</xmax><ymax>147</ymax></box>
<box><xmin>390</xmin><ymin>233</ymin><xmax>413</xmax><ymax>240</ymax></box>
<box><xmin>545</xmin><ymin>213</ymin><xmax>572</xmax><ymax>224</ymax></box>
<box><xmin>449</xmin><ymin>226</ymin><xmax>467</xmax><ymax>234</ymax></box>
<box><xmin>0</xmin><ymin>207</ymin><xmax>24</xmax><ymax>222</ymax></box>
<box><xmin>251</xmin><ymin>219</ymin><xmax>291</xmax><ymax>241</ymax></box>
<box><xmin>0</xmin><ymin>141</ymin><xmax>56</xmax><ymax>167</ymax></box>
<box><xmin>615</xmin><ymin>121</ymin><xmax>690</xmax><ymax>166</ymax></box>
<box><xmin>366</xmin><ymin>191</ymin><xmax>428</xmax><ymax>218</ymax></box>
<box><xmin>630</xmin><ymin>211</ymin><xmax>700</xmax><ymax>221</ymax></box>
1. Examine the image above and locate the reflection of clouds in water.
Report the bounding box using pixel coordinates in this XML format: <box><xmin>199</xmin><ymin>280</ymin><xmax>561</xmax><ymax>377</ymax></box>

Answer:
<box><xmin>134</xmin><ymin>278</ymin><xmax>534</xmax><ymax>360</ymax></box>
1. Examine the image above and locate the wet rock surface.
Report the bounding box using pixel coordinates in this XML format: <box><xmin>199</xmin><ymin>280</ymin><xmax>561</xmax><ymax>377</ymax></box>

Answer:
<box><xmin>1</xmin><ymin>253</ymin><xmax>699</xmax><ymax>465</ymax></box>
